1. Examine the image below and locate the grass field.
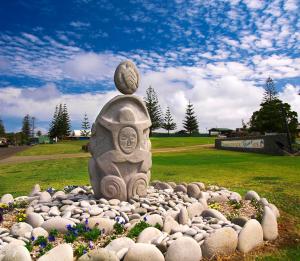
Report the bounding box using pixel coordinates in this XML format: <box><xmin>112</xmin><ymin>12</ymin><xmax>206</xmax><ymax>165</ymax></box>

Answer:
<box><xmin>1</xmin><ymin>139</ymin><xmax>300</xmax><ymax>259</ymax></box>
<box><xmin>16</xmin><ymin>137</ymin><xmax>216</xmax><ymax>156</ymax></box>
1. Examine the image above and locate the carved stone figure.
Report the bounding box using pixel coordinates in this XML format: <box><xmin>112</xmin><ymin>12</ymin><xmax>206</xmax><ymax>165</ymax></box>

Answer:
<box><xmin>89</xmin><ymin>61</ymin><xmax>152</xmax><ymax>200</ymax></box>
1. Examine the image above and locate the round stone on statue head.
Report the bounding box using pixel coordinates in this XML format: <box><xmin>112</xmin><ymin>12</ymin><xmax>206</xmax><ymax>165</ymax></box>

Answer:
<box><xmin>114</xmin><ymin>60</ymin><xmax>139</xmax><ymax>94</ymax></box>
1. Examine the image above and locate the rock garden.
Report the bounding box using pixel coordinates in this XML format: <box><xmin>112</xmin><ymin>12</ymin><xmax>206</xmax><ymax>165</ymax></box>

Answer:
<box><xmin>0</xmin><ymin>181</ymin><xmax>279</xmax><ymax>261</ymax></box>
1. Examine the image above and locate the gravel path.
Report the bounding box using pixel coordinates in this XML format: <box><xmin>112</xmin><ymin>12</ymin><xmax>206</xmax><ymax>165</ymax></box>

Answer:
<box><xmin>0</xmin><ymin>144</ymin><xmax>213</xmax><ymax>164</ymax></box>
<box><xmin>0</xmin><ymin>146</ymin><xmax>29</xmax><ymax>160</ymax></box>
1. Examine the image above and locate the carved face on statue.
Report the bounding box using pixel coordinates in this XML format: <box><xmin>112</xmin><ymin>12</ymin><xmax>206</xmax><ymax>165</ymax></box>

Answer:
<box><xmin>118</xmin><ymin>127</ymin><xmax>138</xmax><ymax>154</ymax></box>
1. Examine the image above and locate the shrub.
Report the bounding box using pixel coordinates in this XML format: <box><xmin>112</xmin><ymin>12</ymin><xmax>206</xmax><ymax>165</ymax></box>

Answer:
<box><xmin>113</xmin><ymin>222</ymin><xmax>125</xmax><ymax>234</ymax></box>
<box><xmin>84</xmin><ymin>228</ymin><xmax>101</xmax><ymax>241</ymax></box>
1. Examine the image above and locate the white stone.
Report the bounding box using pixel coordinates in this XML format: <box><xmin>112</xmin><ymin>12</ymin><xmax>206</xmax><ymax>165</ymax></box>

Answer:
<box><xmin>124</xmin><ymin>243</ymin><xmax>164</xmax><ymax>261</ymax></box>
<box><xmin>201</xmin><ymin>227</ymin><xmax>238</xmax><ymax>258</ymax></box>
<box><xmin>29</xmin><ymin>184</ymin><xmax>41</xmax><ymax>196</ymax></box>
<box><xmin>201</xmin><ymin>209</ymin><xmax>227</xmax><ymax>222</ymax></box>
<box><xmin>269</xmin><ymin>203</ymin><xmax>280</xmax><ymax>218</ymax></box>
<box><xmin>244</xmin><ymin>190</ymin><xmax>260</xmax><ymax>201</ymax></box>
<box><xmin>238</xmin><ymin>219</ymin><xmax>263</xmax><ymax>253</ymax></box>
<box><xmin>39</xmin><ymin>192</ymin><xmax>51</xmax><ymax>203</ymax></box>
<box><xmin>41</xmin><ymin>217</ymin><xmax>75</xmax><ymax>233</ymax></box>
<box><xmin>31</xmin><ymin>227</ymin><xmax>49</xmax><ymax>239</ymax></box>
<box><xmin>26</xmin><ymin>213</ymin><xmax>44</xmax><ymax>228</ymax></box>
<box><xmin>0</xmin><ymin>194</ymin><xmax>14</xmax><ymax>205</ymax></box>
<box><xmin>10</xmin><ymin>223</ymin><xmax>33</xmax><ymax>238</ymax></box>
<box><xmin>144</xmin><ymin>214</ymin><xmax>163</xmax><ymax>227</ymax></box>
<box><xmin>261</xmin><ymin>206</ymin><xmax>278</xmax><ymax>241</ymax></box>
<box><xmin>165</xmin><ymin>236</ymin><xmax>202</xmax><ymax>261</ymax></box>
<box><xmin>137</xmin><ymin>227</ymin><xmax>162</xmax><ymax>244</ymax></box>
<box><xmin>105</xmin><ymin>237</ymin><xmax>135</xmax><ymax>253</ymax></box>
<box><xmin>2</xmin><ymin>245</ymin><xmax>31</xmax><ymax>261</ymax></box>
<box><xmin>163</xmin><ymin>216</ymin><xmax>179</xmax><ymax>234</ymax></box>
<box><xmin>187</xmin><ymin>184</ymin><xmax>201</xmax><ymax>199</ymax></box>
<box><xmin>87</xmin><ymin>217</ymin><xmax>115</xmax><ymax>234</ymax></box>
<box><xmin>178</xmin><ymin>207</ymin><xmax>189</xmax><ymax>225</ymax></box>
<box><xmin>78</xmin><ymin>248</ymin><xmax>119</xmax><ymax>261</ymax></box>
<box><xmin>187</xmin><ymin>202</ymin><xmax>206</xmax><ymax>218</ymax></box>
<box><xmin>37</xmin><ymin>244</ymin><xmax>73</xmax><ymax>261</ymax></box>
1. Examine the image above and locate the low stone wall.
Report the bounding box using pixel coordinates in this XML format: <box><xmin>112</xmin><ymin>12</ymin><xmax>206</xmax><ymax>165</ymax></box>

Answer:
<box><xmin>215</xmin><ymin>134</ymin><xmax>289</xmax><ymax>155</ymax></box>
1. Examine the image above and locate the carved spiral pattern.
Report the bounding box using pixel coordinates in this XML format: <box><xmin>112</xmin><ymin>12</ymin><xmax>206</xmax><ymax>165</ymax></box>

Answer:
<box><xmin>127</xmin><ymin>173</ymin><xmax>148</xmax><ymax>199</ymax></box>
<box><xmin>100</xmin><ymin>175</ymin><xmax>127</xmax><ymax>201</ymax></box>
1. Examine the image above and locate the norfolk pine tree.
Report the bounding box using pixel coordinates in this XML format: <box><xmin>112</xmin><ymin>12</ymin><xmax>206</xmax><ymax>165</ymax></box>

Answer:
<box><xmin>183</xmin><ymin>101</ymin><xmax>199</xmax><ymax>135</ymax></box>
<box><xmin>22</xmin><ymin>114</ymin><xmax>31</xmax><ymax>144</ymax></box>
<box><xmin>144</xmin><ymin>86</ymin><xmax>162</xmax><ymax>135</ymax></box>
<box><xmin>81</xmin><ymin>113</ymin><xmax>90</xmax><ymax>136</ymax></box>
<box><xmin>162</xmin><ymin>107</ymin><xmax>176</xmax><ymax>135</ymax></box>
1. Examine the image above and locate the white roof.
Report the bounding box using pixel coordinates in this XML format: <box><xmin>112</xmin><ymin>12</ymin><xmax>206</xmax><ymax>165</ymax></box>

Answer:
<box><xmin>71</xmin><ymin>130</ymin><xmax>91</xmax><ymax>137</ymax></box>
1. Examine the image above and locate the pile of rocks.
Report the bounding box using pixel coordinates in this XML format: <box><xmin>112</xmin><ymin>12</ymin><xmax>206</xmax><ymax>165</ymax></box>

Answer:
<box><xmin>0</xmin><ymin>181</ymin><xmax>280</xmax><ymax>260</ymax></box>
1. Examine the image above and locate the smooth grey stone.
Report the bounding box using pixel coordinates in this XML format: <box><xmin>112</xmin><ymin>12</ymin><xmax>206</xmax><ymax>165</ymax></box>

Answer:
<box><xmin>78</xmin><ymin>248</ymin><xmax>119</xmax><ymax>261</ymax></box>
<box><xmin>210</xmin><ymin>224</ymin><xmax>222</xmax><ymax>229</ymax></box>
<box><xmin>201</xmin><ymin>209</ymin><xmax>227</xmax><ymax>222</ymax></box>
<box><xmin>26</xmin><ymin>213</ymin><xmax>44</xmax><ymax>228</ymax></box>
<box><xmin>39</xmin><ymin>192</ymin><xmax>51</xmax><ymax>203</ymax></box>
<box><xmin>87</xmin><ymin>217</ymin><xmax>115</xmax><ymax>234</ymax></box>
<box><xmin>137</xmin><ymin>227</ymin><xmax>162</xmax><ymax>244</ymax></box>
<box><xmin>178</xmin><ymin>207</ymin><xmax>189</xmax><ymax>225</ymax></box>
<box><xmin>145</xmin><ymin>214</ymin><xmax>163</xmax><ymax>227</ymax></box>
<box><xmin>187</xmin><ymin>202</ymin><xmax>206</xmax><ymax>218</ymax></box>
<box><xmin>244</xmin><ymin>190</ymin><xmax>260</xmax><ymax>201</ymax></box>
<box><xmin>191</xmin><ymin>182</ymin><xmax>205</xmax><ymax>190</ymax></box>
<box><xmin>89</xmin><ymin>206</ymin><xmax>103</xmax><ymax>216</ymax></box>
<box><xmin>48</xmin><ymin>206</ymin><xmax>60</xmax><ymax>216</ymax></box>
<box><xmin>184</xmin><ymin>228</ymin><xmax>197</xmax><ymax>236</ymax></box>
<box><xmin>10</xmin><ymin>223</ymin><xmax>33</xmax><ymax>238</ymax></box>
<box><xmin>165</xmin><ymin>237</ymin><xmax>202</xmax><ymax>261</ymax></box>
<box><xmin>187</xmin><ymin>184</ymin><xmax>201</xmax><ymax>199</ymax></box>
<box><xmin>0</xmin><ymin>229</ymin><xmax>9</xmax><ymax>235</ymax></box>
<box><xmin>259</xmin><ymin>198</ymin><xmax>269</xmax><ymax>206</ymax></box>
<box><xmin>261</xmin><ymin>206</ymin><xmax>278</xmax><ymax>240</ymax></box>
<box><xmin>171</xmin><ymin>224</ymin><xmax>189</xmax><ymax>234</ymax></box>
<box><xmin>31</xmin><ymin>227</ymin><xmax>49</xmax><ymax>239</ymax></box>
<box><xmin>163</xmin><ymin>216</ymin><xmax>179</xmax><ymax>234</ymax></box>
<box><xmin>194</xmin><ymin>233</ymin><xmax>204</xmax><ymax>242</ymax></box>
<box><xmin>133</xmin><ymin>208</ymin><xmax>147</xmax><ymax>215</ymax></box>
<box><xmin>174</xmin><ymin>185</ymin><xmax>187</xmax><ymax>193</ymax></box>
<box><xmin>52</xmin><ymin>191</ymin><xmax>65</xmax><ymax>199</ymax></box>
<box><xmin>232</xmin><ymin>216</ymin><xmax>249</xmax><ymax>227</ymax></box>
<box><xmin>0</xmin><ymin>194</ymin><xmax>14</xmax><ymax>205</ymax></box>
<box><xmin>80</xmin><ymin>200</ymin><xmax>90</xmax><ymax>208</ymax></box>
<box><xmin>201</xmin><ymin>227</ymin><xmax>238</xmax><ymax>258</ymax></box>
<box><xmin>105</xmin><ymin>237</ymin><xmax>135</xmax><ymax>253</ymax></box>
<box><xmin>238</xmin><ymin>219</ymin><xmax>263</xmax><ymax>253</ymax></box>
<box><xmin>269</xmin><ymin>203</ymin><xmax>280</xmax><ymax>218</ymax></box>
<box><xmin>124</xmin><ymin>243</ymin><xmax>164</xmax><ymax>261</ymax></box>
<box><xmin>2</xmin><ymin>245</ymin><xmax>31</xmax><ymax>261</ymax></box>
<box><xmin>37</xmin><ymin>244</ymin><xmax>73</xmax><ymax>261</ymax></box>
<box><xmin>40</xmin><ymin>206</ymin><xmax>50</xmax><ymax>212</ymax></box>
<box><xmin>154</xmin><ymin>182</ymin><xmax>172</xmax><ymax>190</ymax></box>
<box><xmin>61</xmin><ymin>200</ymin><xmax>73</xmax><ymax>205</ymax></box>
<box><xmin>41</xmin><ymin>217</ymin><xmax>75</xmax><ymax>233</ymax></box>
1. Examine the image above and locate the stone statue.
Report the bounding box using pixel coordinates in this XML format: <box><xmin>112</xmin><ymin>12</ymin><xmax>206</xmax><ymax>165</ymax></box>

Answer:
<box><xmin>89</xmin><ymin>60</ymin><xmax>152</xmax><ymax>201</ymax></box>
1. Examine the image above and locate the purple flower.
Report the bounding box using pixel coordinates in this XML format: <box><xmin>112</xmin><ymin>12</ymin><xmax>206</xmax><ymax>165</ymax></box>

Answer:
<box><xmin>48</xmin><ymin>235</ymin><xmax>55</xmax><ymax>242</ymax></box>
<box><xmin>66</xmin><ymin>224</ymin><xmax>73</xmax><ymax>231</ymax></box>
<box><xmin>40</xmin><ymin>241</ymin><xmax>47</xmax><ymax>248</ymax></box>
<box><xmin>143</xmin><ymin>216</ymin><xmax>148</xmax><ymax>221</ymax></box>
<box><xmin>83</xmin><ymin>249</ymin><xmax>87</xmax><ymax>254</ymax></box>
<box><xmin>88</xmin><ymin>241</ymin><xmax>94</xmax><ymax>249</ymax></box>
<box><xmin>85</xmin><ymin>218</ymin><xmax>89</xmax><ymax>225</ymax></box>
<box><xmin>31</xmin><ymin>236</ymin><xmax>35</xmax><ymax>241</ymax></box>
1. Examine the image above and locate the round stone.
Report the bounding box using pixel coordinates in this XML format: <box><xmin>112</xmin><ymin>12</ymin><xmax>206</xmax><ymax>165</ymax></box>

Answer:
<box><xmin>201</xmin><ymin>209</ymin><xmax>227</xmax><ymax>222</ymax></box>
<box><xmin>244</xmin><ymin>190</ymin><xmax>260</xmax><ymax>201</ymax></box>
<box><xmin>232</xmin><ymin>216</ymin><xmax>249</xmax><ymax>227</ymax></box>
<box><xmin>201</xmin><ymin>227</ymin><xmax>238</xmax><ymax>258</ymax></box>
<box><xmin>78</xmin><ymin>248</ymin><xmax>119</xmax><ymax>261</ymax></box>
<box><xmin>144</xmin><ymin>214</ymin><xmax>163</xmax><ymax>227</ymax></box>
<box><xmin>37</xmin><ymin>244</ymin><xmax>73</xmax><ymax>261</ymax></box>
<box><xmin>26</xmin><ymin>213</ymin><xmax>44</xmax><ymax>228</ymax></box>
<box><xmin>137</xmin><ymin>227</ymin><xmax>162</xmax><ymax>244</ymax></box>
<box><xmin>238</xmin><ymin>219</ymin><xmax>263</xmax><ymax>253</ymax></box>
<box><xmin>174</xmin><ymin>185</ymin><xmax>187</xmax><ymax>193</ymax></box>
<box><xmin>39</xmin><ymin>191</ymin><xmax>52</xmax><ymax>203</ymax></box>
<box><xmin>187</xmin><ymin>184</ymin><xmax>201</xmax><ymax>199</ymax></box>
<box><xmin>178</xmin><ymin>207</ymin><xmax>189</xmax><ymax>225</ymax></box>
<box><xmin>114</xmin><ymin>60</ymin><xmax>139</xmax><ymax>95</ymax></box>
<box><xmin>10</xmin><ymin>222</ymin><xmax>33</xmax><ymax>238</ymax></box>
<box><xmin>261</xmin><ymin>206</ymin><xmax>278</xmax><ymax>241</ymax></box>
<box><xmin>31</xmin><ymin>227</ymin><xmax>49</xmax><ymax>238</ymax></box>
<box><xmin>41</xmin><ymin>217</ymin><xmax>75</xmax><ymax>234</ymax></box>
<box><xmin>163</xmin><ymin>216</ymin><xmax>179</xmax><ymax>234</ymax></box>
<box><xmin>165</xmin><ymin>236</ymin><xmax>202</xmax><ymax>261</ymax></box>
<box><xmin>105</xmin><ymin>237</ymin><xmax>135</xmax><ymax>253</ymax></box>
<box><xmin>0</xmin><ymin>194</ymin><xmax>14</xmax><ymax>205</ymax></box>
<box><xmin>87</xmin><ymin>217</ymin><xmax>115</xmax><ymax>234</ymax></box>
<box><xmin>3</xmin><ymin>245</ymin><xmax>31</xmax><ymax>261</ymax></box>
<box><xmin>269</xmin><ymin>203</ymin><xmax>280</xmax><ymax>218</ymax></box>
<box><xmin>187</xmin><ymin>202</ymin><xmax>206</xmax><ymax>218</ymax></box>
<box><xmin>124</xmin><ymin>243</ymin><xmax>164</xmax><ymax>261</ymax></box>
<box><xmin>29</xmin><ymin>184</ymin><xmax>41</xmax><ymax>196</ymax></box>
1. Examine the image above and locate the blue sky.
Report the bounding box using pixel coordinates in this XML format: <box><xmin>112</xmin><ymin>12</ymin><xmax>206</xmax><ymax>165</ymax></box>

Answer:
<box><xmin>0</xmin><ymin>0</ymin><xmax>299</xmax><ymax>133</ymax></box>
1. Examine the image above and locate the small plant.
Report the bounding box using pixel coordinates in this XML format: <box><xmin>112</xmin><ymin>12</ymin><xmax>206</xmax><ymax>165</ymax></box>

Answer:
<box><xmin>16</xmin><ymin>209</ymin><xmax>27</xmax><ymax>222</ymax></box>
<box><xmin>0</xmin><ymin>203</ymin><xmax>9</xmax><ymax>209</ymax></box>
<box><xmin>84</xmin><ymin>227</ymin><xmax>101</xmax><ymax>241</ymax></box>
<box><xmin>13</xmin><ymin>200</ymin><xmax>28</xmax><ymax>209</ymax></box>
<box><xmin>37</xmin><ymin>243</ymin><xmax>53</xmax><ymax>257</ymax></box>
<box><xmin>74</xmin><ymin>244</ymin><xmax>88</xmax><ymax>257</ymax></box>
<box><xmin>25</xmin><ymin>240</ymin><xmax>33</xmax><ymax>252</ymax></box>
<box><xmin>48</xmin><ymin>229</ymin><xmax>58</xmax><ymax>241</ymax></box>
<box><xmin>154</xmin><ymin>223</ymin><xmax>162</xmax><ymax>231</ymax></box>
<box><xmin>250</xmin><ymin>199</ymin><xmax>264</xmax><ymax>222</ymax></box>
<box><xmin>113</xmin><ymin>222</ymin><xmax>124</xmax><ymax>234</ymax></box>
<box><xmin>64</xmin><ymin>232</ymin><xmax>77</xmax><ymax>243</ymax></box>
<box><xmin>127</xmin><ymin>221</ymin><xmax>151</xmax><ymax>239</ymax></box>
<box><xmin>208</xmin><ymin>202</ymin><xmax>221</xmax><ymax>210</ymax></box>
<box><xmin>34</xmin><ymin>236</ymin><xmax>48</xmax><ymax>247</ymax></box>
<box><xmin>229</xmin><ymin>199</ymin><xmax>243</xmax><ymax>209</ymax></box>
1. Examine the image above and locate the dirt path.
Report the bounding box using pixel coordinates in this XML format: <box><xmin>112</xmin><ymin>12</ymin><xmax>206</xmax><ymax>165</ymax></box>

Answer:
<box><xmin>0</xmin><ymin>144</ymin><xmax>214</xmax><ymax>164</ymax></box>
<box><xmin>0</xmin><ymin>146</ymin><xmax>29</xmax><ymax>160</ymax></box>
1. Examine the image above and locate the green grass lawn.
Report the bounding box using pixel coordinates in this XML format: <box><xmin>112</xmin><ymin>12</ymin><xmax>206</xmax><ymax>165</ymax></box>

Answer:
<box><xmin>16</xmin><ymin>137</ymin><xmax>215</xmax><ymax>156</ymax></box>
<box><xmin>1</xmin><ymin>144</ymin><xmax>300</xmax><ymax>259</ymax></box>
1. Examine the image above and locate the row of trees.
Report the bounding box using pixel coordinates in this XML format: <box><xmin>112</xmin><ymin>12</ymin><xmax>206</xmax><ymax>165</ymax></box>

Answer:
<box><xmin>144</xmin><ymin>86</ymin><xmax>199</xmax><ymax>135</ymax></box>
